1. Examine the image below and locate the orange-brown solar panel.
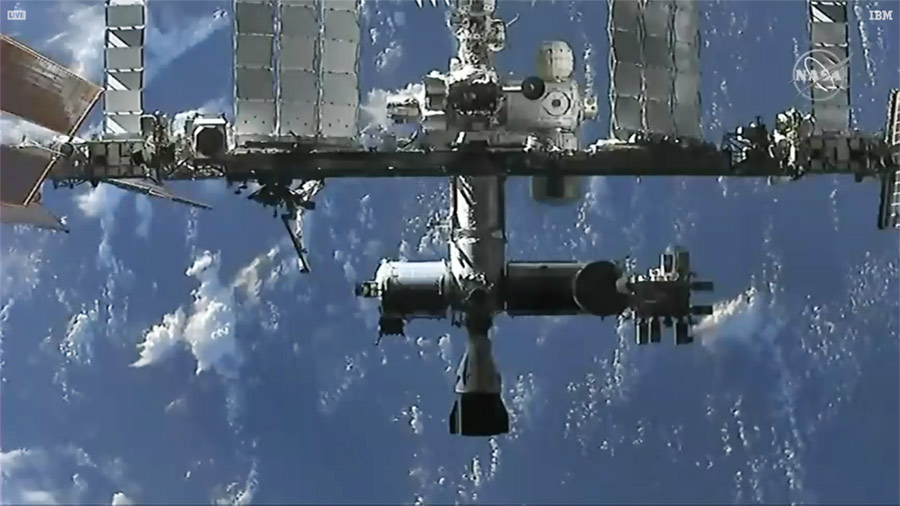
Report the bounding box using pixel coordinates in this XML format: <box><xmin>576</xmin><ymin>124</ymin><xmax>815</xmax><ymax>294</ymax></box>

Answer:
<box><xmin>0</xmin><ymin>34</ymin><xmax>101</xmax><ymax>208</ymax></box>
<box><xmin>0</xmin><ymin>34</ymin><xmax>102</xmax><ymax>136</ymax></box>
<box><xmin>0</xmin><ymin>145</ymin><xmax>56</xmax><ymax>206</ymax></box>
<box><xmin>0</xmin><ymin>202</ymin><xmax>67</xmax><ymax>231</ymax></box>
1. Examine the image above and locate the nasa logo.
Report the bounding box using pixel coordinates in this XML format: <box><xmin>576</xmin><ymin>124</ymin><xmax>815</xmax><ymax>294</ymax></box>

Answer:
<box><xmin>792</xmin><ymin>48</ymin><xmax>850</xmax><ymax>102</ymax></box>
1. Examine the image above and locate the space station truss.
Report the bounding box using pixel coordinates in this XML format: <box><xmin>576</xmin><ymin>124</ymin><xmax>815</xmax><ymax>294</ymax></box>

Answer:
<box><xmin>104</xmin><ymin>0</ymin><xmax>146</xmax><ymax>136</ymax></box>
<box><xmin>807</xmin><ymin>0</ymin><xmax>850</xmax><ymax>133</ymax></box>
<box><xmin>608</xmin><ymin>0</ymin><xmax>701</xmax><ymax>141</ymax></box>
<box><xmin>233</xmin><ymin>0</ymin><xmax>360</xmax><ymax>147</ymax></box>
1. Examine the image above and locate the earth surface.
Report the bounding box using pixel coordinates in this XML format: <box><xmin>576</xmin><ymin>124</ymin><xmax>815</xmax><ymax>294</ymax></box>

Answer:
<box><xmin>1</xmin><ymin>0</ymin><xmax>898</xmax><ymax>504</ymax></box>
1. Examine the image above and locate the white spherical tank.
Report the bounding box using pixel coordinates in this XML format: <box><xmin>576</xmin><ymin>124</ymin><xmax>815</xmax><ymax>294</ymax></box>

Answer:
<box><xmin>537</xmin><ymin>41</ymin><xmax>574</xmax><ymax>82</ymax></box>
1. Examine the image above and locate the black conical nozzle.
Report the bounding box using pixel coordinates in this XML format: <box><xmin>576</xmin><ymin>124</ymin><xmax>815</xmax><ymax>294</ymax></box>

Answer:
<box><xmin>449</xmin><ymin>392</ymin><xmax>510</xmax><ymax>436</ymax></box>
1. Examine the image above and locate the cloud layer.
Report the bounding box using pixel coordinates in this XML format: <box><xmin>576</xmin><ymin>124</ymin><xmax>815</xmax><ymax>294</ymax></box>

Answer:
<box><xmin>133</xmin><ymin>251</ymin><xmax>240</xmax><ymax>378</ymax></box>
<box><xmin>133</xmin><ymin>242</ymin><xmax>296</xmax><ymax>378</ymax></box>
<box><xmin>695</xmin><ymin>285</ymin><xmax>783</xmax><ymax>350</ymax></box>
<box><xmin>0</xmin><ymin>446</ymin><xmax>117</xmax><ymax>506</ymax></box>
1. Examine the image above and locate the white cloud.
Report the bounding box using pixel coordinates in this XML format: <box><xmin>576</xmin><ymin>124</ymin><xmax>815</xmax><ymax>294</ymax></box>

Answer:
<box><xmin>182</xmin><ymin>252</ymin><xmax>240</xmax><ymax>377</ymax></box>
<box><xmin>0</xmin><ymin>447</ymin><xmax>105</xmax><ymax>506</ymax></box>
<box><xmin>133</xmin><ymin>238</ymin><xmax>301</xmax><ymax>373</ymax></box>
<box><xmin>75</xmin><ymin>184</ymin><xmax>132</xmax><ymax>333</ymax></box>
<box><xmin>172</xmin><ymin>96</ymin><xmax>232</xmax><ymax>139</ymax></box>
<box><xmin>506</xmin><ymin>372</ymin><xmax>538</xmax><ymax>440</ymax></box>
<box><xmin>408</xmin><ymin>405</ymin><xmax>424</xmax><ymax>435</ymax></box>
<box><xmin>132</xmin><ymin>308</ymin><xmax>187</xmax><ymax>368</ymax></box>
<box><xmin>694</xmin><ymin>286</ymin><xmax>783</xmax><ymax>349</ymax></box>
<box><xmin>215</xmin><ymin>461</ymin><xmax>259</xmax><ymax>506</ymax></box>
<box><xmin>359</xmin><ymin>84</ymin><xmax>425</xmax><ymax>148</ymax></box>
<box><xmin>1</xmin><ymin>449</ymin><xmax>43</xmax><ymax>476</ymax></box>
<box><xmin>41</xmin><ymin>3</ymin><xmax>227</xmax><ymax>85</ymax></box>
<box><xmin>437</xmin><ymin>334</ymin><xmax>453</xmax><ymax>372</ymax></box>
<box><xmin>361</xmin><ymin>84</ymin><xmax>425</xmax><ymax>130</ymax></box>
<box><xmin>0</xmin><ymin>116</ymin><xmax>60</xmax><ymax>146</ymax></box>
<box><xmin>133</xmin><ymin>252</ymin><xmax>241</xmax><ymax>378</ymax></box>
<box><xmin>76</xmin><ymin>184</ymin><xmax>126</xmax><ymax>222</ymax></box>
<box><xmin>318</xmin><ymin>350</ymin><xmax>368</xmax><ymax>414</ymax></box>
<box><xmin>20</xmin><ymin>489</ymin><xmax>60</xmax><ymax>504</ymax></box>
<box><xmin>60</xmin><ymin>300</ymin><xmax>101</xmax><ymax>365</ymax></box>
<box><xmin>0</xmin><ymin>235</ymin><xmax>49</xmax><ymax>304</ymax></box>
<box><xmin>45</xmin><ymin>3</ymin><xmax>106</xmax><ymax>80</ymax></box>
<box><xmin>134</xmin><ymin>195</ymin><xmax>152</xmax><ymax>239</ymax></box>
<box><xmin>111</xmin><ymin>492</ymin><xmax>134</xmax><ymax>505</ymax></box>
<box><xmin>232</xmin><ymin>247</ymin><xmax>281</xmax><ymax>306</ymax></box>
<box><xmin>375</xmin><ymin>39</ymin><xmax>404</xmax><ymax>73</ymax></box>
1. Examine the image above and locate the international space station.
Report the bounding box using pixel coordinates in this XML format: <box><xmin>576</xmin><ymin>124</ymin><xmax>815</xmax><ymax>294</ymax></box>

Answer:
<box><xmin>0</xmin><ymin>0</ymin><xmax>897</xmax><ymax>436</ymax></box>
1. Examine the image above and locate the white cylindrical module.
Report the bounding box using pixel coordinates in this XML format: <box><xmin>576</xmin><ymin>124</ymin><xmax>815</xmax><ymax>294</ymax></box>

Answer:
<box><xmin>372</xmin><ymin>260</ymin><xmax>451</xmax><ymax>318</ymax></box>
<box><xmin>449</xmin><ymin>175</ymin><xmax>506</xmax><ymax>312</ymax></box>
<box><xmin>536</xmin><ymin>41</ymin><xmax>574</xmax><ymax>83</ymax></box>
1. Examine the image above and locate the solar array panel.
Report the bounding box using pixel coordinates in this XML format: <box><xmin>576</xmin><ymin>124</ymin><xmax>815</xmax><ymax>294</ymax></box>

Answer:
<box><xmin>0</xmin><ymin>202</ymin><xmax>67</xmax><ymax>231</ymax></box>
<box><xmin>807</xmin><ymin>0</ymin><xmax>850</xmax><ymax>133</ymax></box>
<box><xmin>105</xmin><ymin>0</ymin><xmax>146</xmax><ymax>136</ymax></box>
<box><xmin>0</xmin><ymin>146</ymin><xmax>58</xmax><ymax>206</ymax></box>
<box><xmin>608</xmin><ymin>0</ymin><xmax>701</xmax><ymax>141</ymax></box>
<box><xmin>318</xmin><ymin>1</ymin><xmax>360</xmax><ymax>141</ymax></box>
<box><xmin>233</xmin><ymin>0</ymin><xmax>360</xmax><ymax>146</ymax></box>
<box><xmin>234</xmin><ymin>0</ymin><xmax>278</xmax><ymax>145</ymax></box>
<box><xmin>0</xmin><ymin>35</ymin><xmax>101</xmax><ymax>210</ymax></box>
<box><xmin>0</xmin><ymin>34</ymin><xmax>102</xmax><ymax>137</ymax></box>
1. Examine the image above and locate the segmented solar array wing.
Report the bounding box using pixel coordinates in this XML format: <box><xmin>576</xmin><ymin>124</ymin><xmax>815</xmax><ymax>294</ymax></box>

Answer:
<box><xmin>608</xmin><ymin>0</ymin><xmax>701</xmax><ymax>141</ymax></box>
<box><xmin>0</xmin><ymin>201</ymin><xmax>68</xmax><ymax>231</ymax></box>
<box><xmin>104</xmin><ymin>0</ymin><xmax>146</xmax><ymax>136</ymax></box>
<box><xmin>0</xmin><ymin>145</ymin><xmax>60</xmax><ymax>207</ymax></box>
<box><xmin>234</xmin><ymin>0</ymin><xmax>278</xmax><ymax>145</ymax></box>
<box><xmin>278</xmin><ymin>0</ymin><xmax>318</xmax><ymax>139</ymax></box>
<box><xmin>316</xmin><ymin>0</ymin><xmax>360</xmax><ymax>143</ymax></box>
<box><xmin>233</xmin><ymin>0</ymin><xmax>360</xmax><ymax>147</ymax></box>
<box><xmin>807</xmin><ymin>0</ymin><xmax>851</xmax><ymax>133</ymax></box>
<box><xmin>0</xmin><ymin>34</ymin><xmax>102</xmax><ymax>139</ymax></box>
<box><xmin>878</xmin><ymin>90</ymin><xmax>900</xmax><ymax>229</ymax></box>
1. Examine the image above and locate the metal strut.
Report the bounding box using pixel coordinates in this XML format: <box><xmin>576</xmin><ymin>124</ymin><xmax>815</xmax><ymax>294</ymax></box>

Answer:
<box><xmin>247</xmin><ymin>179</ymin><xmax>323</xmax><ymax>273</ymax></box>
<box><xmin>281</xmin><ymin>211</ymin><xmax>310</xmax><ymax>274</ymax></box>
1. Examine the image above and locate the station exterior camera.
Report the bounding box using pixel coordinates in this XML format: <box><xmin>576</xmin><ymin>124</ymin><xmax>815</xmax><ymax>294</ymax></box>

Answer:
<box><xmin>192</xmin><ymin>116</ymin><xmax>228</xmax><ymax>159</ymax></box>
